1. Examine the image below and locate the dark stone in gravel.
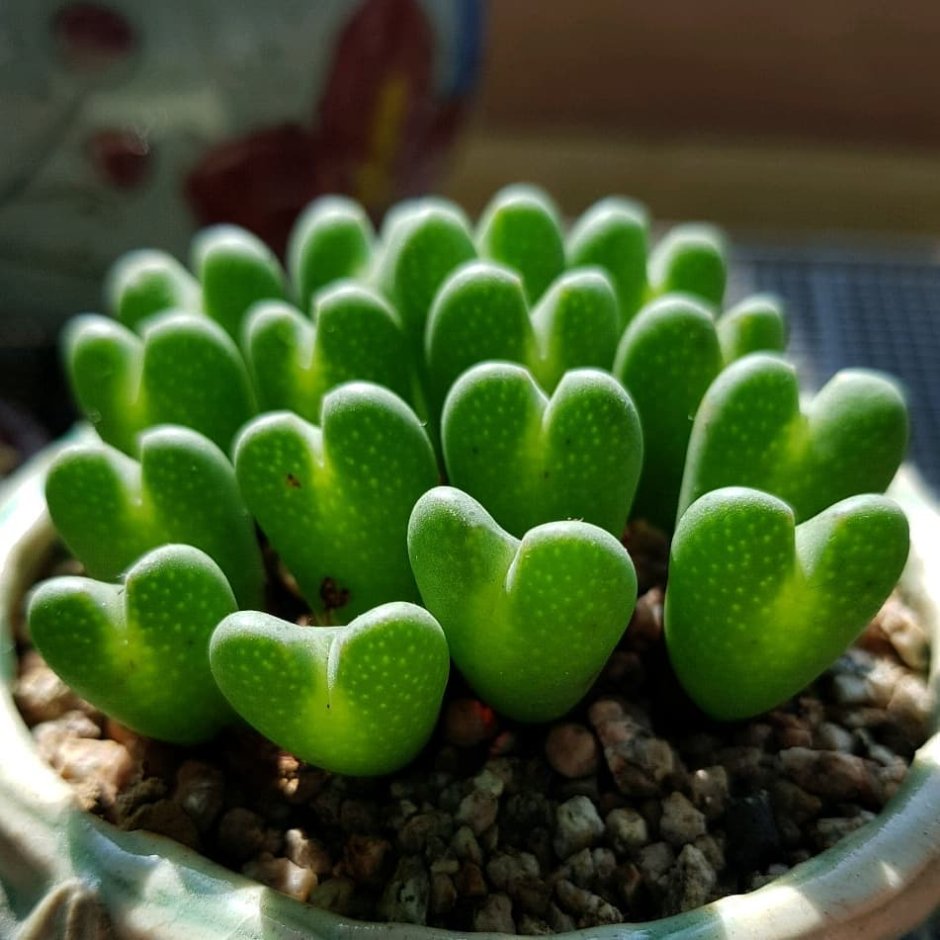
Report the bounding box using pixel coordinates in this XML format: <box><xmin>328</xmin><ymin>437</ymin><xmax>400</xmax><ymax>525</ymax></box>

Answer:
<box><xmin>723</xmin><ymin>792</ymin><xmax>781</xmax><ymax>872</ymax></box>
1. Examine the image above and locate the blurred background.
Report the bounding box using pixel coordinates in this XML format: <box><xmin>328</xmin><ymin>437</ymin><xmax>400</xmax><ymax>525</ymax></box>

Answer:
<box><xmin>2</xmin><ymin>0</ymin><xmax>940</xmax><ymax>494</ymax></box>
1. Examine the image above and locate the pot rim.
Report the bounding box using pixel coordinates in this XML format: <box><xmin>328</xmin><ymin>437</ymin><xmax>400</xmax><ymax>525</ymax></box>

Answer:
<box><xmin>0</xmin><ymin>434</ymin><xmax>937</xmax><ymax>940</ymax></box>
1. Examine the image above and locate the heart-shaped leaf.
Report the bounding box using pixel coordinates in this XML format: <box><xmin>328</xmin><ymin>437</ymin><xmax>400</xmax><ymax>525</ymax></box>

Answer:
<box><xmin>613</xmin><ymin>296</ymin><xmax>723</xmax><ymax>531</ymax></box>
<box><xmin>235</xmin><ymin>383</ymin><xmax>437</xmax><ymax>621</ymax></box>
<box><xmin>476</xmin><ymin>184</ymin><xmax>566</xmax><ymax>304</ymax></box>
<box><xmin>192</xmin><ymin>225</ymin><xmax>287</xmax><ymax>339</ymax></box>
<box><xmin>678</xmin><ymin>353</ymin><xmax>909</xmax><ymax>524</ymax></box>
<box><xmin>567</xmin><ymin>197</ymin><xmax>649</xmax><ymax>331</ymax></box>
<box><xmin>209</xmin><ymin>602</ymin><xmax>449</xmax><ymax>775</ymax></box>
<box><xmin>29</xmin><ymin>545</ymin><xmax>237</xmax><ymax>743</ymax></box>
<box><xmin>717</xmin><ymin>293</ymin><xmax>787</xmax><ymax>362</ymax></box>
<box><xmin>105</xmin><ymin>249</ymin><xmax>200</xmax><ymax>331</ymax></box>
<box><xmin>442</xmin><ymin>363</ymin><xmax>642</xmax><ymax>538</ymax></box>
<box><xmin>46</xmin><ymin>426</ymin><xmax>264</xmax><ymax>607</ymax></box>
<box><xmin>245</xmin><ymin>285</ymin><xmax>411</xmax><ymax>424</ymax></box>
<box><xmin>373</xmin><ymin>199</ymin><xmax>476</xmax><ymax>352</ymax></box>
<box><xmin>426</xmin><ymin>263</ymin><xmax>621</xmax><ymax>425</ymax></box>
<box><xmin>425</xmin><ymin>262</ymin><xmax>532</xmax><ymax>417</ymax></box>
<box><xmin>614</xmin><ymin>295</ymin><xmax>787</xmax><ymax>530</ymax></box>
<box><xmin>647</xmin><ymin>223</ymin><xmax>727</xmax><ymax>308</ymax></box>
<box><xmin>408</xmin><ymin>487</ymin><xmax>637</xmax><ymax>721</ymax></box>
<box><xmin>287</xmin><ymin>196</ymin><xmax>374</xmax><ymax>312</ymax></box>
<box><xmin>528</xmin><ymin>268</ymin><xmax>620</xmax><ymax>391</ymax></box>
<box><xmin>65</xmin><ymin>311</ymin><xmax>256</xmax><ymax>455</ymax></box>
<box><xmin>665</xmin><ymin>488</ymin><xmax>909</xmax><ymax>719</ymax></box>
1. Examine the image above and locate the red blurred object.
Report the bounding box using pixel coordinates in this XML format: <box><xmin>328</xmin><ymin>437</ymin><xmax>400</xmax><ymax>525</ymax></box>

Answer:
<box><xmin>86</xmin><ymin>128</ymin><xmax>152</xmax><ymax>189</ymax></box>
<box><xmin>184</xmin><ymin>0</ymin><xmax>451</xmax><ymax>254</ymax></box>
<box><xmin>185</xmin><ymin>125</ymin><xmax>322</xmax><ymax>255</ymax></box>
<box><xmin>52</xmin><ymin>3</ymin><xmax>137</xmax><ymax>71</ymax></box>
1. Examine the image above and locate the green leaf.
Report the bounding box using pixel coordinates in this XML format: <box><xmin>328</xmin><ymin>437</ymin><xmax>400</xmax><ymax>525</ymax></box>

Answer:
<box><xmin>408</xmin><ymin>487</ymin><xmax>637</xmax><ymax>721</ymax></box>
<box><xmin>717</xmin><ymin>293</ymin><xmax>787</xmax><ymax>362</ymax></box>
<box><xmin>209</xmin><ymin>602</ymin><xmax>449</xmax><ymax>775</ymax></box>
<box><xmin>46</xmin><ymin>426</ymin><xmax>264</xmax><ymax>607</ymax></box>
<box><xmin>234</xmin><ymin>383</ymin><xmax>437</xmax><ymax>621</ymax></box>
<box><xmin>678</xmin><ymin>353</ymin><xmax>909</xmax><ymax>524</ymax></box>
<box><xmin>29</xmin><ymin>545</ymin><xmax>237</xmax><ymax>743</ymax></box>
<box><xmin>442</xmin><ymin>363</ymin><xmax>642</xmax><ymax>538</ymax></box>
<box><xmin>567</xmin><ymin>197</ymin><xmax>649</xmax><ymax>331</ymax></box>
<box><xmin>192</xmin><ymin>225</ymin><xmax>287</xmax><ymax>339</ymax></box>
<box><xmin>425</xmin><ymin>262</ymin><xmax>532</xmax><ymax>419</ymax></box>
<box><xmin>287</xmin><ymin>196</ymin><xmax>374</xmax><ymax>312</ymax></box>
<box><xmin>425</xmin><ymin>264</ymin><xmax>621</xmax><ymax>426</ymax></box>
<box><xmin>245</xmin><ymin>286</ymin><xmax>412</xmax><ymax>423</ymax></box>
<box><xmin>105</xmin><ymin>249</ymin><xmax>200</xmax><ymax>331</ymax></box>
<box><xmin>373</xmin><ymin>199</ymin><xmax>476</xmax><ymax>349</ymax></box>
<box><xmin>476</xmin><ymin>184</ymin><xmax>566</xmax><ymax>304</ymax></box>
<box><xmin>613</xmin><ymin>295</ymin><xmax>723</xmax><ymax>531</ymax></box>
<box><xmin>65</xmin><ymin>311</ymin><xmax>256</xmax><ymax>455</ymax></box>
<box><xmin>665</xmin><ymin>488</ymin><xmax>909</xmax><ymax>719</ymax></box>
<box><xmin>529</xmin><ymin>268</ymin><xmax>620</xmax><ymax>392</ymax></box>
<box><xmin>647</xmin><ymin>223</ymin><xmax>727</xmax><ymax>308</ymax></box>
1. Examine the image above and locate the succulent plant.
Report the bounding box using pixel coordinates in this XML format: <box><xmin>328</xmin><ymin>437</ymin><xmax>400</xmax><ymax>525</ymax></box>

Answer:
<box><xmin>28</xmin><ymin>184</ymin><xmax>911</xmax><ymax>776</ymax></box>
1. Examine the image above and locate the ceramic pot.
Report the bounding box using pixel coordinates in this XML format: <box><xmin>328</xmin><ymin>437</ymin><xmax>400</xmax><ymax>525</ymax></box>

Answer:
<box><xmin>0</xmin><ymin>441</ymin><xmax>938</xmax><ymax>939</ymax></box>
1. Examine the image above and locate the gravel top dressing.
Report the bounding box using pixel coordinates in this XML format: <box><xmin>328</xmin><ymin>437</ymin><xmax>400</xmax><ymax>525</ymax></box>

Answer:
<box><xmin>12</xmin><ymin>534</ymin><xmax>934</xmax><ymax>935</ymax></box>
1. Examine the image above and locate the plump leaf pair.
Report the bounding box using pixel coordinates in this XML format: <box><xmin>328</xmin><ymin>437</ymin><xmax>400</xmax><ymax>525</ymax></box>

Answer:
<box><xmin>30</xmin><ymin>487</ymin><xmax>641</xmax><ymax>771</ymax></box>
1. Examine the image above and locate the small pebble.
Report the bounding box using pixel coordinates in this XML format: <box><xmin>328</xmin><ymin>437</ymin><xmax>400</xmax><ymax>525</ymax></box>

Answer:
<box><xmin>553</xmin><ymin>796</ymin><xmax>605</xmax><ymax>860</ymax></box>
<box><xmin>605</xmin><ymin>807</ymin><xmax>648</xmax><ymax>854</ymax></box>
<box><xmin>474</xmin><ymin>893</ymin><xmax>515</xmax><ymax>933</ymax></box>
<box><xmin>379</xmin><ymin>856</ymin><xmax>429</xmax><ymax>925</ymax></box>
<box><xmin>172</xmin><ymin>761</ymin><xmax>224</xmax><ymax>832</ymax></box>
<box><xmin>689</xmin><ymin>766</ymin><xmax>729</xmax><ymax>820</ymax></box>
<box><xmin>443</xmin><ymin>698</ymin><xmax>498</xmax><ymax>748</ymax></box>
<box><xmin>661</xmin><ymin>844</ymin><xmax>717</xmax><ymax>915</ymax></box>
<box><xmin>242</xmin><ymin>853</ymin><xmax>315</xmax><ymax>901</ymax></box>
<box><xmin>659</xmin><ymin>792</ymin><xmax>707</xmax><ymax>846</ymax></box>
<box><xmin>545</xmin><ymin>723</ymin><xmax>599</xmax><ymax>779</ymax></box>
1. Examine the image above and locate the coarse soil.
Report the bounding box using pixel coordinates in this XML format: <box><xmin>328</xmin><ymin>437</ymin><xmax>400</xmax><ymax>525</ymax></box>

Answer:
<box><xmin>12</xmin><ymin>528</ymin><xmax>935</xmax><ymax>935</ymax></box>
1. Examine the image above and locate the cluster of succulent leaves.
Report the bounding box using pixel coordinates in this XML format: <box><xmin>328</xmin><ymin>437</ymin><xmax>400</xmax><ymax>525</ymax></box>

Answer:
<box><xmin>29</xmin><ymin>187</ymin><xmax>910</xmax><ymax>776</ymax></box>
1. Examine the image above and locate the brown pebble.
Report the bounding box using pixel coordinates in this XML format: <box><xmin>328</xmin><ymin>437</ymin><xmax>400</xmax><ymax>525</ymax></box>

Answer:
<box><xmin>430</xmin><ymin>872</ymin><xmax>457</xmax><ymax>915</ymax></box>
<box><xmin>779</xmin><ymin>748</ymin><xmax>883</xmax><ymax>806</ymax></box>
<box><xmin>284</xmin><ymin>828</ymin><xmax>332</xmax><ymax>876</ymax></box>
<box><xmin>545</xmin><ymin>723</ymin><xmax>599</xmax><ymax>779</ymax></box>
<box><xmin>344</xmin><ymin>834</ymin><xmax>392</xmax><ymax>884</ymax></box>
<box><xmin>309</xmin><ymin>876</ymin><xmax>355</xmax><ymax>915</ymax></box>
<box><xmin>443</xmin><ymin>698</ymin><xmax>499</xmax><ymax>748</ymax></box>
<box><xmin>217</xmin><ymin>807</ymin><xmax>267</xmax><ymax>862</ymax></box>
<box><xmin>455</xmin><ymin>861</ymin><xmax>487</xmax><ymax>898</ymax></box>
<box><xmin>604</xmin><ymin>807</ymin><xmax>648</xmax><ymax>854</ymax></box>
<box><xmin>54</xmin><ymin>736</ymin><xmax>135</xmax><ymax>810</ymax></box>
<box><xmin>661</xmin><ymin>844</ymin><xmax>717</xmax><ymax>916</ymax></box>
<box><xmin>474</xmin><ymin>892</ymin><xmax>515</xmax><ymax>933</ymax></box>
<box><xmin>122</xmin><ymin>799</ymin><xmax>200</xmax><ymax>850</ymax></box>
<box><xmin>455</xmin><ymin>789</ymin><xmax>499</xmax><ymax>836</ymax></box>
<box><xmin>659</xmin><ymin>793</ymin><xmax>707</xmax><ymax>847</ymax></box>
<box><xmin>172</xmin><ymin>760</ymin><xmax>224</xmax><ymax>832</ymax></box>
<box><xmin>13</xmin><ymin>654</ymin><xmax>85</xmax><ymax>725</ymax></box>
<box><xmin>689</xmin><ymin>766</ymin><xmax>729</xmax><ymax>820</ymax></box>
<box><xmin>242</xmin><ymin>853</ymin><xmax>316</xmax><ymax>901</ymax></box>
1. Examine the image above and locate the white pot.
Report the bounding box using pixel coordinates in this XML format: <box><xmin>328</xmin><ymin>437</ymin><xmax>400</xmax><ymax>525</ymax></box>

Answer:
<box><xmin>0</xmin><ymin>440</ymin><xmax>938</xmax><ymax>939</ymax></box>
